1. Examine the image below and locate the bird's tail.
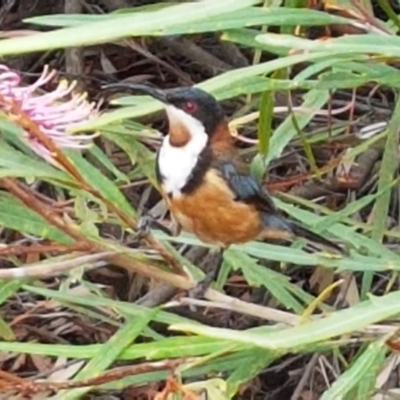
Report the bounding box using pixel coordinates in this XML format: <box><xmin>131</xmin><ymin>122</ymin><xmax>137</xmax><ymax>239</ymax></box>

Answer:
<box><xmin>260</xmin><ymin>213</ymin><xmax>344</xmax><ymax>254</ymax></box>
<box><xmin>288</xmin><ymin>220</ymin><xmax>344</xmax><ymax>255</ymax></box>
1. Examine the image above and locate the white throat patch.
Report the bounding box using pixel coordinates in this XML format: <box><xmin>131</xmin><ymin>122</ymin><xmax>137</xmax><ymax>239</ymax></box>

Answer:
<box><xmin>158</xmin><ymin>105</ymin><xmax>208</xmax><ymax>197</ymax></box>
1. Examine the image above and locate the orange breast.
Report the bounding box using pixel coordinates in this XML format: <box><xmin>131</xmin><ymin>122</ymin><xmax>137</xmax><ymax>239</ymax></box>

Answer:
<box><xmin>162</xmin><ymin>169</ymin><xmax>263</xmax><ymax>247</ymax></box>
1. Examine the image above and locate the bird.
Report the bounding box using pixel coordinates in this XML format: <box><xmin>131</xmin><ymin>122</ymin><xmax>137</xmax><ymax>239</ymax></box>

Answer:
<box><xmin>103</xmin><ymin>83</ymin><xmax>343</xmax><ymax>292</ymax></box>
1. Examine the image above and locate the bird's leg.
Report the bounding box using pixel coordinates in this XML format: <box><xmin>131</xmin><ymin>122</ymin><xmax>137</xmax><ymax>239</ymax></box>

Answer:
<box><xmin>189</xmin><ymin>247</ymin><xmax>224</xmax><ymax>298</ymax></box>
<box><xmin>128</xmin><ymin>214</ymin><xmax>178</xmax><ymax>247</ymax></box>
<box><xmin>141</xmin><ymin>216</ymin><xmax>167</xmax><ymax>235</ymax></box>
<box><xmin>169</xmin><ymin>217</ymin><xmax>182</xmax><ymax>237</ymax></box>
<box><xmin>136</xmin><ymin>214</ymin><xmax>179</xmax><ymax>237</ymax></box>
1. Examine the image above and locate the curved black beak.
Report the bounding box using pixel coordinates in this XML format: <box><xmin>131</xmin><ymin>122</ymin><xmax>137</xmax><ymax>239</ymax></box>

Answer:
<box><xmin>101</xmin><ymin>82</ymin><xmax>168</xmax><ymax>103</ymax></box>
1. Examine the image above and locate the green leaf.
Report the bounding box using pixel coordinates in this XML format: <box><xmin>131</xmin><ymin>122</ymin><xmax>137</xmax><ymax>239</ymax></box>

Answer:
<box><xmin>315</xmin><ymin>179</ymin><xmax>400</xmax><ymax>232</ymax></box>
<box><xmin>256</xmin><ymin>32</ymin><xmax>400</xmax><ymax>58</ymax></box>
<box><xmin>0</xmin><ymin>317</ymin><xmax>15</xmax><ymax>341</ymax></box>
<box><xmin>75</xmin><ymin>104</ymin><xmax>160</xmax><ymax>132</ymax></box>
<box><xmin>0</xmin><ymin>280</ymin><xmax>24</xmax><ymax>341</ymax></box>
<box><xmin>222</xmin><ymin>28</ymin><xmax>290</xmax><ymax>55</ymax></box>
<box><xmin>0</xmin><ymin>192</ymin><xmax>73</xmax><ymax>244</ymax></box>
<box><xmin>362</xmin><ymin>93</ymin><xmax>400</xmax><ymax>298</ymax></box>
<box><xmin>23</xmin><ymin>285</ymin><xmax>199</xmax><ymax>327</ymax></box>
<box><xmin>295</xmin><ymin>59</ymin><xmax>400</xmax><ymax>89</ymax></box>
<box><xmin>171</xmin><ymin>290</ymin><xmax>400</xmax><ymax>351</ymax></box>
<box><xmin>377</xmin><ymin>0</ymin><xmax>400</xmax><ymax>32</ymax></box>
<box><xmin>0</xmin><ymin>0</ymin><xmax>260</xmax><ymax>56</ymax></box>
<box><xmin>88</xmin><ymin>144</ymin><xmax>129</xmax><ymax>183</ymax></box>
<box><xmin>227</xmin><ymin>352</ymin><xmax>275</xmax><ymax>397</ymax></box>
<box><xmin>256</xmin><ymin>88</ymin><xmax>330</xmax><ymax>165</ymax></box>
<box><xmin>224</xmin><ymin>249</ymin><xmax>306</xmax><ymax>313</ymax></box>
<box><xmin>25</xmin><ymin>7</ymin><xmax>353</xmax><ymax>35</ymax></box>
<box><xmin>65</xmin><ymin>150</ymin><xmax>137</xmax><ymax>219</ymax></box>
<box><xmin>274</xmin><ymin>198</ymin><xmax>399</xmax><ymax>259</ymax></box>
<box><xmin>257</xmin><ymin>89</ymin><xmax>274</xmax><ymax>157</ymax></box>
<box><xmin>99</xmin><ymin>350</ymin><xmax>267</xmax><ymax>391</ymax></box>
<box><xmin>0</xmin><ymin>305</ymin><xmax>16</xmax><ymax>342</ymax></box>
<box><xmin>372</xmin><ymin>101</ymin><xmax>400</xmax><ymax>236</ymax></box>
<box><xmin>24</xmin><ymin>3</ymin><xmax>179</xmax><ymax>27</ymax></box>
<box><xmin>102</xmin><ymin>131</ymin><xmax>157</xmax><ymax>186</ymax></box>
<box><xmin>0</xmin><ymin>279</ymin><xmax>25</xmax><ymax>304</ymax></box>
<box><xmin>316</xmin><ymin>70</ymin><xmax>371</xmax><ymax>89</ymax></box>
<box><xmin>0</xmin><ymin>335</ymin><xmax>239</xmax><ymax>363</ymax></box>
<box><xmin>156</xmin><ymin>7</ymin><xmax>355</xmax><ymax>36</ymax></box>
<box><xmin>0</xmin><ymin>138</ymin><xmax>70</xmax><ymax>182</ymax></box>
<box><xmin>321</xmin><ymin>339</ymin><xmax>387</xmax><ymax>399</ymax></box>
<box><xmin>52</xmin><ymin>308</ymin><xmax>158</xmax><ymax>399</ymax></box>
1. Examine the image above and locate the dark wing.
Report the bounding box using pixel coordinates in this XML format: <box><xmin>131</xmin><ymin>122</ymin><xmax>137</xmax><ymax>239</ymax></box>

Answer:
<box><xmin>216</xmin><ymin>159</ymin><xmax>296</xmax><ymax>233</ymax></box>
<box><xmin>213</xmin><ymin>157</ymin><xmax>297</xmax><ymax>233</ymax></box>
<box><xmin>214</xmin><ymin>158</ymin><xmax>278</xmax><ymax>213</ymax></box>
<box><xmin>213</xmin><ymin>158</ymin><xmax>344</xmax><ymax>254</ymax></box>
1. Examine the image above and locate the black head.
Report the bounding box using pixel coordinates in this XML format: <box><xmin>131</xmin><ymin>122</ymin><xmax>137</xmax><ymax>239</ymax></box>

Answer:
<box><xmin>102</xmin><ymin>83</ymin><xmax>225</xmax><ymax>136</ymax></box>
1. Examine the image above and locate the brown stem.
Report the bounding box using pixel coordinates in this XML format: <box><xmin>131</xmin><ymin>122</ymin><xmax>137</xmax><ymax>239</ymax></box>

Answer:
<box><xmin>0</xmin><ymin>178</ymin><xmax>191</xmax><ymax>289</ymax></box>
<box><xmin>0</xmin><ymin>178</ymin><xmax>85</xmax><ymax>243</ymax></box>
<box><xmin>1</xmin><ymin>94</ymin><xmax>185</xmax><ymax>275</ymax></box>
<box><xmin>3</xmin><ymin>359</ymin><xmax>189</xmax><ymax>393</ymax></box>
<box><xmin>0</xmin><ymin>242</ymin><xmax>89</xmax><ymax>256</ymax></box>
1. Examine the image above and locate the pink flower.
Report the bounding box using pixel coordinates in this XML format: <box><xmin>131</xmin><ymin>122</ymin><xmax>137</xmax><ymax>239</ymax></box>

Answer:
<box><xmin>0</xmin><ymin>64</ymin><xmax>99</xmax><ymax>163</ymax></box>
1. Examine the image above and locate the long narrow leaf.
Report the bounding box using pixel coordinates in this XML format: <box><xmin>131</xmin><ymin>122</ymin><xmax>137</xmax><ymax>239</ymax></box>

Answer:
<box><xmin>52</xmin><ymin>308</ymin><xmax>158</xmax><ymax>399</ymax></box>
<box><xmin>321</xmin><ymin>339</ymin><xmax>387</xmax><ymax>399</ymax></box>
<box><xmin>171</xmin><ymin>290</ymin><xmax>400</xmax><ymax>351</ymax></box>
<box><xmin>0</xmin><ymin>0</ymin><xmax>260</xmax><ymax>56</ymax></box>
<box><xmin>362</xmin><ymin>94</ymin><xmax>400</xmax><ymax>298</ymax></box>
<box><xmin>0</xmin><ymin>192</ymin><xmax>73</xmax><ymax>244</ymax></box>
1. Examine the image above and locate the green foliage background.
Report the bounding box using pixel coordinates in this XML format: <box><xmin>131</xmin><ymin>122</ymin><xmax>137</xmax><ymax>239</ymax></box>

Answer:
<box><xmin>1</xmin><ymin>0</ymin><xmax>400</xmax><ymax>398</ymax></box>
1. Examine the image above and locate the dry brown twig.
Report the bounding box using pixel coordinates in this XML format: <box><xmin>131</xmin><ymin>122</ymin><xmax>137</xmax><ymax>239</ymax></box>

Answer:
<box><xmin>0</xmin><ymin>251</ymin><xmax>113</xmax><ymax>279</ymax></box>
<box><xmin>0</xmin><ymin>359</ymin><xmax>190</xmax><ymax>394</ymax></box>
<box><xmin>0</xmin><ymin>242</ymin><xmax>88</xmax><ymax>257</ymax></box>
<box><xmin>0</xmin><ymin>177</ymin><xmax>191</xmax><ymax>288</ymax></box>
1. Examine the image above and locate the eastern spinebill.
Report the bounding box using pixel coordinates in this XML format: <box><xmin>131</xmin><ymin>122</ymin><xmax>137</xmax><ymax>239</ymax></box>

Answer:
<box><xmin>103</xmin><ymin>83</ymin><xmax>343</xmax><ymax>288</ymax></box>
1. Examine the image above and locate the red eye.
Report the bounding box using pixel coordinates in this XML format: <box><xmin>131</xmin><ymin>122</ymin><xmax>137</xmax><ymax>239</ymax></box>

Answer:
<box><xmin>184</xmin><ymin>101</ymin><xmax>197</xmax><ymax>113</ymax></box>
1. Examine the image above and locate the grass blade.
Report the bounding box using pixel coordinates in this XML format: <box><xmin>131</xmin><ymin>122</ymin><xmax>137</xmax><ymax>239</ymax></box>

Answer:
<box><xmin>0</xmin><ymin>192</ymin><xmax>73</xmax><ymax>244</ymax></box>
<box><xmin>0</xmin><ymin>0</ymin><xmax>260</xmax><ymax>56</ymax></box>
<box><xmin>362</xmin><ymin>94</ymin><xmax>400</xmax><ymax>298</ymax></box>
<box><xmin>171</xmin><ymin>290</ymin><xmax>400</xmax><ymax>351</ymax></box>
<box><xmin>52</xmin><ymin>308</ymin><xmax>158</xmax><ymax>399</ymax></box>
<box><xmin>321</xmin><ymin>339</ymin><xmax>387</xmax><ymax>399</ymax></box>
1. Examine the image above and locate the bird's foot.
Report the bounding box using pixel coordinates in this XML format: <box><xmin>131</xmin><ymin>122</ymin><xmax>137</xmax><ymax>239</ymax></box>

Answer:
<box><xmin>187</xmin><ymin>248</ymin><xmax>224</xmax><ymax>299</ymax></box>
<box><xmin>137</xmin><ymin>214</ymin><xmax>174</xmax><ymax>237</ymax></box>
<box><xmin>187</xmin><ymin>270</ymin><xmax>216</xmax><ymax>299</ymax></box>
<box><xmin>137</xmin><ymin>215</ymin><xmax>152</xmax><ymax>238</ymax></box>
<box><xmin>127</xmin><ymin>215</ymin><xmax>173</xmax><ymax>247</ymax></box>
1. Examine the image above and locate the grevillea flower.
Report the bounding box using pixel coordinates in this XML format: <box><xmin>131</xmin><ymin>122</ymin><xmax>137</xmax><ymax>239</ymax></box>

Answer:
<box><xmin>0</xmin><ymin>64</ymin><xmax>99</xmax><ymax>163</ymax></box>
